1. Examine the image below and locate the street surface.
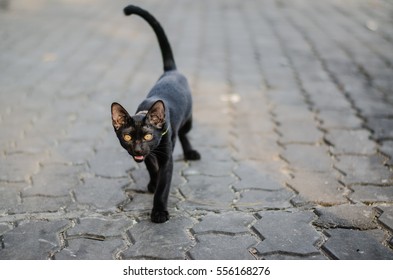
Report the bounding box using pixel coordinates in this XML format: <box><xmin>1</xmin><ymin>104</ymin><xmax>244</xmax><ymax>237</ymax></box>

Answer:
<box><xmin>0</xmin><ymin>0</ymin><xmax>392</xmax><ymax>259</ymax></box>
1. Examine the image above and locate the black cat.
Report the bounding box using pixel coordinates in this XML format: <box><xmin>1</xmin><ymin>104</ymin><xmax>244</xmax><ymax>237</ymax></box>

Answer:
<box><xmin>111</xmin><ymin>5</ymin><xmax>200</xmax><ymax>223</ymax></box>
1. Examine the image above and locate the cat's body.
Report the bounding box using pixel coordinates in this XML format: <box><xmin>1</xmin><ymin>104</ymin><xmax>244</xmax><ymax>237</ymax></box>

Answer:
<box><xmin>111</xmin><ymin>5</ymin><xmax>200</xmax><ymax>223</ymax></box>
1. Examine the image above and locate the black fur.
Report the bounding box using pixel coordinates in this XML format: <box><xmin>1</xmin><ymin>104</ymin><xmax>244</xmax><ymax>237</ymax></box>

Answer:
<box><xmin>111</xmin><ymin>5</ymin><xmax>200</xmax><ymax>223</ymax></box>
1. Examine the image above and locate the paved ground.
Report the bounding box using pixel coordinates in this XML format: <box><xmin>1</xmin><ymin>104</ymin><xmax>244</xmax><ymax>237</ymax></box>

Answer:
<box><xmin>1</xmin><ymin>0</ymin><xmax>393</xmax><ymax>260</ymax></box>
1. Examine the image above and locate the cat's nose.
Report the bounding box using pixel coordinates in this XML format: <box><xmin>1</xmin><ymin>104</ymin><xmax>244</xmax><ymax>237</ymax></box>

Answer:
<box><xmin>134</xmin><ymin>143</ymin><xmax>143</xmax><ymax>154</ymax></box>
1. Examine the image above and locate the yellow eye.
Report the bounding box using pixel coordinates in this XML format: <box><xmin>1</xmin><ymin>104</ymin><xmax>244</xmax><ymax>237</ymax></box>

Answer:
<box><xmin>144</xmin><ymin>134</ymin><xmax>153</xmax><ymax>141</ymax></box>
<box><xmin>123</xmin><ymin>134</ymin><xmax>132</xmax><ymax>142</ymax></box>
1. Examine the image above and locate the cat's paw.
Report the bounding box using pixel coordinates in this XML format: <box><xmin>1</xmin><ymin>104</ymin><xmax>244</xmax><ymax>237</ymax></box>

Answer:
<box><xmin>151</xmin><ymin>210</ymin><xmax>169</xmax><ymax>223</ymax></box>
<box><xmin>184</xmin><ymin>150</ymin><xmax>201</xmax><ymax>161</ymax></box>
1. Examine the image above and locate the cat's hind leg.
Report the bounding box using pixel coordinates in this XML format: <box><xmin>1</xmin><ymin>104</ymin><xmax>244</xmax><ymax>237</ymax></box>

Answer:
<box><xmin>178</xmin><ymin>116</ymin><xmax>201</xmax><ymax>160</ymax></box>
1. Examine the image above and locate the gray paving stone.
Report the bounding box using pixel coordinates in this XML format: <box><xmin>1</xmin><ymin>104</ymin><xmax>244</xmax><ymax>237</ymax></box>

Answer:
<box><xmin>25</xmin><ymin>163</ymin><xmax>84</xmax><ymax>196</ymax></box>
<box><xmin>282</xmin><ymin>144</ymin><xmax>332</xmax><ymax>172</ymax></box>
<box><xmin>234</xmin><ymin>113</ymin><xmax>273</xmax><ymax>136</ymax></box>
<box><xmin>253</xmin><ymin>211</ymin><xmax>321</xmax><ymax>255</ymax></box>
<box><xmin>278</xmin><ymin>120</ymin><xmax>323</xmax><ymax>144</ymax></box>
<box><xmin>322</xmin><ymin>228</ymin><xmax>393</xmax><ymax>259</ymax></box>
<box><xmin>366</xmin><ymin>117</ymin><xmax>393</xmax><ymax>140</ymax></box>
<box><xmin>287</xmin><ymin>171</ymin><xmax>347</xmax><ymax>206</ymax></box>
<box><xmin>188</xmin><ymin>234</ymin><xmax>256</xmax><ymax>260</ymax></box>
<box><xmin>0</xmin><ymin>153</ymin><xmax>41</xmax><ymax>182</ymax></box>
<box><xmin>193</xmin><ymin>146</ymin><xmax>232</xmax><ymax>162</ymax></box>
<box><xmin>0</xmin><ymin>223</ymin><xmax>11</xmax><ymax>235</ymax></box>
<box><xmin>0</xmin><ymin>220</ymin><xmax>70</xmax><ymax>260</ymax></box>
<box><xmin>192</xmin><ymin>212</ymin><xmax>255</xmax><ymax>234</ymax></box>
<box><xmin>326</xmin><ymin>129</ymin><xmax>376</xmax><ymax>155</ymax></box>
<box><xmin>235</xmin><ymin>189</ymin><xmax>293</xmax><ymax>211</ymax></box>
<box><xmin>122</xmin><ymin>216</ymin><xmax>194</xmax><ymax>259</ymax></box>
<box><xmin>335</xmin><ymin>155</ymin><xmax>393</xmax><ymax>185</ymax></box>
<box><xmin>314</xmin><ymin>205</ymin><xmax>378</xmax><ymax>230</ymax></box>
<box><xmin>380</xmin><ymin>140</ymin><xmax>393</xmax><ymax>166</ymax></box>
<box><xmin>350</xmin><ymin>185</ymin><xmax>393</xmax><ymax>204</ymax></box>
<box><xmin>232</xmin><ymin>133</ymin><xmax>280</xmax><ymax>162</ymax></box>
<box><xmin>88</xmin><ymin>147</ymin><xmax>137</xmax><ymax>178</ymax></box>
<box><xmin>377</xmin><ymin>207</ymin><xmax>393</xmax><ymax>232</ymax></box>
<box><xmin>356</xmin><ymin>98</ymin><xmax>393</xmax><ymax>118</ymax></box>
<box><xmin>0</xmin><ymin>182</ymin><xmax>24</xmax><ymax>213</ymax></box>
<box><xmin>179</xmin><ymin>175</ymin><xmax>236</xmax><ymax>210</ymax></box>
<box><xmin>13</xmin><ymin>196</ymin><xmax>71</xmax><ymax>214</ymax></box>
<box><xmin>317</xmin><ymin>109</ymin><xmax>363</xmax><ymax>129</ymax></box>
<box><xmin>233</xmin><ymin>160</ymin><xmax>288</xmax><ymax>191</ymax></box>
<box><xmin>67</xmin><ymin>217</ymin><xmax>133</xmax><ymax>237</ymax></box>
<box><xmin>50</xmin><ymin>140</ymin><xmax>94</xmax><ymax>165</ymax></box>
<box><xmin>56</xmin><ymin>238</ymin><xmax>124</xmax><ymax>260</ymax></box>
<box><xmin>274</xmin><ymin>104</ymin><xmax>315</xmax><ymax>123</ymax></box>
<box><xmin>74</xmin><ymin>176</ymin><xmax>129</xmax><ymax>211</ymax></box>
<box><xmin>268</xmin><ymin>88</ymin><xmax>304</xmax><ymax>106</ymax></box>
<box><xmin>309</xmin><ymin>87</ymin><xmax>353</xmax><ymax>111</ymax></box>
<box><xmin>184</xmin><ymin>159</ymin><xmax>234</xmax><ymax>177</ymax></box>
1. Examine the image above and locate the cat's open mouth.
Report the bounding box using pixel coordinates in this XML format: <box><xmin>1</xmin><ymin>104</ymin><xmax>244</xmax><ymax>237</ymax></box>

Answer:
<box><xmin>133</xmin><ymin>155</ymin><xmax>145</xmax><ymax>162</ymax></box>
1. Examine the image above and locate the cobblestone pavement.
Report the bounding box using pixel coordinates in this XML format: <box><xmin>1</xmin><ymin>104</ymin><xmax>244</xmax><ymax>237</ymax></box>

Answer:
<box><xmin>1</xmin><ymin>0</ymin><xmax>393</xmax><ymax>260</ymax></box>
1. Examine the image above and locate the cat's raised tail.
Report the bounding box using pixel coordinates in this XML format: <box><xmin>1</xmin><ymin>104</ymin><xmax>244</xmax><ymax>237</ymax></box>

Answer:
<box><xmin>124</xmin><ymin>5</ymin><xmax>176</xmax><ymax>72</ymax></box>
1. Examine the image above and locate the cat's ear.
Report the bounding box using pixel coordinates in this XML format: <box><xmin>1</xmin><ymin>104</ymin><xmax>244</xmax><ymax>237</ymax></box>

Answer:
<box><xmin>147</xmin><ymin>100</ymin><xmax>165</xmax><ymax>129</ymax></box>
<box><xmin>111</xmin><ymin>102</ymin><xmax>130</xmax><ymax>130</ymax></box>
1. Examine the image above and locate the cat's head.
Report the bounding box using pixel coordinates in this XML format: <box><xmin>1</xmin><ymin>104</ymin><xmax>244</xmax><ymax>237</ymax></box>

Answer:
<box><xmin>111</xmin><ymin>100</ymin><xmax>166</xmax><ymax>162</ymax></box>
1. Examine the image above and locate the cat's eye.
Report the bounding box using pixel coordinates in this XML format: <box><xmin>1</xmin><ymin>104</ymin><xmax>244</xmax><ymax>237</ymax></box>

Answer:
<box><xmin>123</xmin><ymin>134</ymin><xmax>132</xmax><ymax>142</ymax></box>
<box><xmin>144</xmin><ymin>134</ymin><xmax>153</xmax><ymax>141</ymax></box>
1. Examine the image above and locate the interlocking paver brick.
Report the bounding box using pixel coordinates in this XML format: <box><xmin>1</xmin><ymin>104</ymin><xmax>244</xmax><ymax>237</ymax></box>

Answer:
<box><xmin>74</xmin><ymin>176</ymin><xmax>129</xmax><ymax>211</ymax></box>
<box><xmin>366</xmin><ymin>117</ymin><xmax>393</xmax><ymax>140</ymax></box>
<box><xmin>0</xmin><ymin>153</ymin><xmax>41</xmax><ymax>183</ymax></box>
<box><xmin>322</xmin><ymin>228</ymin><xmax>393</xmax><ymax>259</ymax></box>
<box><xmin>317</xmin><ymin>109</ymin><xmax>363</xmax><ymax>129</ymax></box>
<box><xmin>235</xmin><ymin>189</ymin><xmax>293</xmax><ymax>211</ymax></box>
<box><xmin>278</xmin><ymin>121</ymin><xmax>323</xmax><ymax>144</ymax></box>
<box><xmin>0</xmin><ymin>220</ymin><xmax>69</xmax><ymax>260</ymax></box>
<box><xmin>233</xmin><ymin>160</ymin><xmax>288</xmax><ymax>191</ymax></box>
<box><xmin>184</xmin><ymin>160</ymin><xmax>234</xmax><ymax>177</ymax></box>
<box><xmin>122</xmin><ymin>216</ymin><xmax>194</xmax><ymax>259</ymax></box>
<box><xmin>335</xmin><ymin>155</ymin><xmax>393</xmax><ymax>185</ymax></box>
<box><xmin>67</xmin><ymin>217</ymin><xmax>133</xmax><ymax>237</ymax></box>
<box><xmin>281</xmin><ymin>144</ymin><xmax>332</xmax><ymax>172</ymax></box>
<box><xmin>288</xmin><ymin>171</ymin><xmax>347</xmax><ymax>206</ymax></box>
<box><xmin>314</xmin><ymin>205</ymin><xmax>378</xmax><ymax>230</ymax></box>
<box><xmin>253</xmin><ymin>211</ymin><xmax>321</xmax><ymax>256</ymax></box>
<box><xmin>88</xmin><ymin>147</ymin><xmax>136</xmax><ymax>178</ymax></box>
<box><xmin>14</xmin><ymin>196</ymin><xmax>71</xmax><ymax>214</ymax></box>
<box><xmin>0</xmin><ymin>223</ymin><xmax>11</xmax><ymax>235</ymax></box>
<box><xmin>56</xmin><ymin>238</ymin><xmax>124</xmax><ymax>260</ymax></box>
<box><xmin>50</xmin><ymin>140</ymin><xmax>95</xmax><ymax>165</ymax></box>
<box><xmin>26</xmin><ymin>163</ymin><xmax>84</xmax><ymax>197</ymax></box>
<box><xmin>0</xmin><ymin>182</ymin><xmax>24</xmax><ymax>213</ymax></box>
<box><xmin>179</xmin><ymin>175</ymin><xmax>236</xmax><ymax>210</ymax></box>
<box><xmin>350</xmin><ymin>185</ymin><xmax>393</xmax><ymax>204</ymax></box>
<box><xmin>380</xmin><ymin>140</ymin><xmax>393</xmax><ymax>166</ymax></box>
<box><xmin>326</xmin><ymin>129</ymin><xmax>376</xmax><ymax>155</ymax></box>
<box><xmin>377</xmin><ymin>207</ymin><xmax>393</xmax><ymax>233</ymax></box>
<box><xmin>192</xmin><ymin>212</ymin><xmax>255</xmax><ymax>234</ymax></box>
<box><xmin>188</xmin><ymin>234</ymin><xmax>257</xmax><ymax>260</ymax></box>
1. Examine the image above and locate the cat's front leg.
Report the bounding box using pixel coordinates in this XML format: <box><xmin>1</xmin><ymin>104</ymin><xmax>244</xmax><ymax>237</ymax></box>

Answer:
<box><xmin>145</xmin><ymin>155</ymin><xmax>158</xmax><ymax>193</ymax></box>
<box><xmin>150</xmin><ymin>156</ymin><xmax>173</xmax><ymax>223</ymax></box>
